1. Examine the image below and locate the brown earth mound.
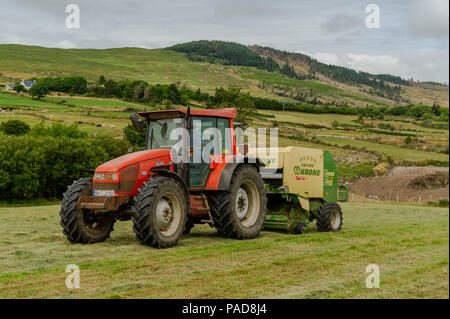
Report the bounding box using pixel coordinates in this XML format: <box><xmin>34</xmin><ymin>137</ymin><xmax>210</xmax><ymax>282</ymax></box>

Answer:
<box><xmin>409</xmin><ymin>172</ymin><xmax>449</xmax><ymax>189</ymax></box>
<box><xmin>350</xmin><ymin>166</ymin><xmax>449</xmax><ymax>203</ymax></box>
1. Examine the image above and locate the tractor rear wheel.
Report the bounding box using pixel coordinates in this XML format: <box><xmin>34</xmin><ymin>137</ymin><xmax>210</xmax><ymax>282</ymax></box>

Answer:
<box><xmin>208</xmin><ymin>165</ymin><xmax>267</xmax><ymax>239</ymax></box>
<box><xmin>316</xmin><ymin>202</ymin><xmax>343</xmax><ymax>232</ymax></box>
<box><xmin>132</xmin><ymin>177</ymin><xmax>188</xmax><ymax>248</ymax></box>
<box><xmin>59</xmin><ymin>177</ymin><xmax>115</xmax><ymax>244</ymax></box>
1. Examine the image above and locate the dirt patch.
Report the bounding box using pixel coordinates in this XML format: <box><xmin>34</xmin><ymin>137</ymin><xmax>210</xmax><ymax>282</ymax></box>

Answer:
<box><xmin>350</xmin><ymin>166</ymin><xmax>449</xmax><ymax>203</ymax></box>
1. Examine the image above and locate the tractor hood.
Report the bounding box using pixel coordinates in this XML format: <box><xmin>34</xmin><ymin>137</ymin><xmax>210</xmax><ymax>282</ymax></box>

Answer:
<box><xmin>95</xmin><ymin>149</ymin><xmax>171</xmax><ymax>173</ymax></box>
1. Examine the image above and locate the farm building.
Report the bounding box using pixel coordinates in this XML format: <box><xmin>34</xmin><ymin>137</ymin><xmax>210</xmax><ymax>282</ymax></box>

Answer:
<box><xmin>20</xmin><ymin>80</ymin><xmax>36</xmax><ymax>90</ymax></box>
<box><xmin>3</xmin><ymin>84</ymin><xmax>15</xmax><ymax>91</ymax></box>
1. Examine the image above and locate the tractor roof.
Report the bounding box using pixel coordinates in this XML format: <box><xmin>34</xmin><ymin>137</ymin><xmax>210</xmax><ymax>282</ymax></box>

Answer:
<box><xmin>138</xmin><ymin>108</ymin><xmax>236</xmax><ymax>120</ymax></box>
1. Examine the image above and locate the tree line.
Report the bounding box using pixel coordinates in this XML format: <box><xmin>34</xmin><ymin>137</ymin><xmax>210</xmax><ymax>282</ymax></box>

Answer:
<box><xmin>0</xmin><ymin>120</ymin><xmax>129</xmax><ymax>200</ymax></box>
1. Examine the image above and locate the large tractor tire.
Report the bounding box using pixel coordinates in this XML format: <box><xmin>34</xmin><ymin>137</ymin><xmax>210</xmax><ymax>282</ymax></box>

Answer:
<box><xmin>59</xmin><ymin>177</ymin><xmax>115</xmax><ymax>244</ymax></box>
<box><xmin>132</xmin><ymin>177</ymin><xmax>188</xmax><ymax>248</ymax></box>
<box><xmin>208</xmin><ymin>165</ymin><xmax>267</xmax><ymax>239</ymax></box>
<box><xmin>316</xmin><ymin>202</ymin><xmax>343</xmax><ymax>232</ymax></box>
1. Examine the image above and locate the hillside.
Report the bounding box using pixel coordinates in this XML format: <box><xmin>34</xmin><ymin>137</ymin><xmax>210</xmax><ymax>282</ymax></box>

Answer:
<box><xmin>0</xmin><ymin>42</ymin><xmax>448</xmax><ymax>108</ymax></box>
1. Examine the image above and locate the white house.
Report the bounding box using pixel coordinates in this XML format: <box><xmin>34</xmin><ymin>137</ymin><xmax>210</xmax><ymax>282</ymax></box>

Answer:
<box><xmin>4</xmin><ymin>84</ymin><xmax>15</xmax><ymax>91</ymax></box>
<box><xmin>20</xmin><ymin>80</ymin><xmax>37</xmax><ymax>91</ymax></box>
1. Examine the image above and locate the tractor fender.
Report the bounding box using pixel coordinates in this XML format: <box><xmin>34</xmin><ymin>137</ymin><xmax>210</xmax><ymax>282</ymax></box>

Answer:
<box><xmin>150</xmin><ymin>168</ymin><xmax>190</xmax><ymax>209</ymax></box>
<box><xmin>217</xmin><ymin>156</ymin><xmax>265</xmax><ymax>190</ymax></box>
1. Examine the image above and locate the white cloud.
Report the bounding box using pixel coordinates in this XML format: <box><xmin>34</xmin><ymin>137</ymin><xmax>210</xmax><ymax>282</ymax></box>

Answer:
<box><xmin>409</xmin><ymin>0</ymin><xmax>449</xmax><ymax>38</ymax></box>
<box><xmin>310</xmin><ymin>52</ymin><xmax>340</xmax><ymax>65</ymax></box>
<box><xmin>52</xmin><ymin>40</ymin><xmax>78</xmax><ymax>49</ymax></box>
<box><xmin>345</xmin><ymin>54</ymin><xmax>400</xmax><ymax>73</ymax></box>
<box><xmin>309</xmin><ymin>51</ymin><xmax>448</xmax><ymax>83</ymax></box>
<box><xmin>321</xmin><ymin>13</ymin><xmax>364</xmax><ymax>33</ymax></box>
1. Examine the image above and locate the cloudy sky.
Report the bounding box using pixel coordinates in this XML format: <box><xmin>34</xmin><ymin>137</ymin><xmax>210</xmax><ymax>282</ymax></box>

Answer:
<box><xmin>1</xmin><ymin>0</ymin><xmax>448</xmax><ymax>83</ymax></box>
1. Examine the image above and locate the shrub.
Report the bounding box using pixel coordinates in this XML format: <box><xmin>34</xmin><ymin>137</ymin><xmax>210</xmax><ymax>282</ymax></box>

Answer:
<box><xmin>30</xmin><ymin>122</ymin><xmax>88</xmax><ymax>139</ymax></box>
<box><xmin>0</xmin><ymin>135</ymin><xmax>109</xmax><ymax>199</ymax></box>
<box><xmin>91</xmin><ymin>134</ymin><xmax>131</xmax><ymax>158</ymax></box>
<box><xmin>123</xmin><ymin>122</ymin><xmax>147</xmax><ymax>148</ymax></box>
<box><xmin>0</xmin><ymin>120</ymin><xmax>30</xmax><ymax>135</ymax></box>
<box><xmin>29</xmin><ymin>83</ymin><xmax>49</xmax><ymax>99</ymax></box>
<box><xmin>0</xmin><ymin>125</ymin><xmax>131</xmax><ymax>199</ymax></box>
<box><xmin>13</xmin><ymin>83</ymin><xmax>27</xmax><ymax>93</ymax></box>
<box><xmin>332</xmin><ymin>120</ymin><xmax>339</xmax><ymax>128</ymax></box>
<box><xmin>338</xmin><ymin>163</ymin><xmax>375</xmax><ymax>182</ymax></box>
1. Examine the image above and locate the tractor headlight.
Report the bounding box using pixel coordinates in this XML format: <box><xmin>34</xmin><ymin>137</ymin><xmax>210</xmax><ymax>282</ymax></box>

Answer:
<box><xmin>94</xmin><ymin>173</ymin><xmax>105</xmax><ymax>181</ymax></box>
<box><xmin>105</xmin><ymin>173</ymin><xmax>119</xmax><ymax>181</ymax></box>
<box><xmin>94</xmin><ymin>173</ymin><xmax>119</xmax><ymax>181</ymax></box>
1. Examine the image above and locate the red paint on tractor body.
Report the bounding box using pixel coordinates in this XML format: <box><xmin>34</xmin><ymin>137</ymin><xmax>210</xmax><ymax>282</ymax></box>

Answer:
<box><xmin>95</xmin><ymin>149</ymin><xmax>170</xmax><ymax>173</ymax></box>
<box><xmin>94</xmin><ymin>149</ymin><xmax>173</xmax><ymax>196</ymax></box>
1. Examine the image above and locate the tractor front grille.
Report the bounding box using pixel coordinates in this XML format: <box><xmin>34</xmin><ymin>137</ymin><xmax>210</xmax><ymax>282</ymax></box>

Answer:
<box><xmin>119</xmin><ymin>164</ymin><xmax>139</xmax><ymax>193</ymax></box>
<box><xmin>93</xmin><ymin>182</ymin><xmax>119</xmax><ymax>193</ymax></box>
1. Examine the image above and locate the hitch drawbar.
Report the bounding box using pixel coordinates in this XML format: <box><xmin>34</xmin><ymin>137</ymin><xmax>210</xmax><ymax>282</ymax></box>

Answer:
<box><xmin>78</xmin><ymin>196</ymin><xmax>130</xmax><ymax>211</ymax></box>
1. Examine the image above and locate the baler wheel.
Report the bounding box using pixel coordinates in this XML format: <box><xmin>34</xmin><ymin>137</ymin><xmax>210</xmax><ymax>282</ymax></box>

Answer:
<box><xmin>316</xmin><ymin>202</ymin><xmax>343</xmax><ymax>232</ymax></box>
<box><xmin>59</xmin><ymin>177</ymin><xmax>115</xmax><ymax>244</ymax></box>
<box><xmin>208</xmin><ymin>165</ymin><xmax>267</xmax><ymax>239</ymax></box>
<box><xmin>293</xmin><ymin>222</ymin><xmax>308</xmax><ymax>234</ymax></box>
<box><xmin>132</xmin><ymin>177</ymin><xmax>187</xmax><ymax>248</ymax></box>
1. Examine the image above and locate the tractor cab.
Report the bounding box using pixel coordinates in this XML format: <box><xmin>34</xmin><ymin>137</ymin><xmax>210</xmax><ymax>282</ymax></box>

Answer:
<box><xmin>136</xmin><ymin>108</ymin><xmax>238</xmax><ymax>189</ymax></box>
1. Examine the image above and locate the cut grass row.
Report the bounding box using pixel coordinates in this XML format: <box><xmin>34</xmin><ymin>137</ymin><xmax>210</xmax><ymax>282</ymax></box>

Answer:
<box><xmin>0</xmin><ymin>202</ymin><xmax>447</xmax><ymax>298</ymax></box>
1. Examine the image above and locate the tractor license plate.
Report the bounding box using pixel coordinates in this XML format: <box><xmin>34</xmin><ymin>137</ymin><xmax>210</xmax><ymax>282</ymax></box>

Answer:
<box><xmin>93</xmin><ymin>190</ymin><xmax>115</xmax><ymax>197</ymax></box>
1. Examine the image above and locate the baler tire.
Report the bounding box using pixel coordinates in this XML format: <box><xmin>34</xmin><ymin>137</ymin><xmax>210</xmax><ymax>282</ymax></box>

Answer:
<box><xmin>59</xmin><ymin>177</ymin><xmax>115</xmax><ymax>244</ymax></box>
<box><xmin>293</xmin><ymin>222</ymin><xmax>307</xmax><ymax>234</ymax></box>
<box><xmin>208</xmin><ymin>165</ymin><xmax>267</xmax><ymax>239</ymax></box>
<box><xmin>316</xmin><ymin>202</ymin><xmax>343</xmax><ymax>232</ymax></box>
<box><xmin>132</xmin><ymin>177</ymin><xmax>187</xmax><ymax>248</ymax></box>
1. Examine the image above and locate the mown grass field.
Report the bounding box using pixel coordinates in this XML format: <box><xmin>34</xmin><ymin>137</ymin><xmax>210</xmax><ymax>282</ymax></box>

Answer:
<box><xmin>0</xmin><ymin>202</ymin><xmax>448</xmax><ymax>299</ymax></box>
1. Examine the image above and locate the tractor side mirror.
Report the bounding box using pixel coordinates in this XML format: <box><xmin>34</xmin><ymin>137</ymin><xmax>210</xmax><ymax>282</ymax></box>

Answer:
<box><xmin>130</xmin><ymin>112</ymin><xmax>143</xmax><ymax>132</ymax></box>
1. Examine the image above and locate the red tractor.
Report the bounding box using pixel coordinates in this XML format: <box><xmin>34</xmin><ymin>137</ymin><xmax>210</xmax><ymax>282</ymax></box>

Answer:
<box><xmin>60</xmin><ymin>108</ymin><xmax>267</xmax><ymax>248</ymax></box>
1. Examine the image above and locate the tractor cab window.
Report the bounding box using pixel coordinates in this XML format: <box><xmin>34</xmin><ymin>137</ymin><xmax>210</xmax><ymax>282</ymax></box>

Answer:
<box><xmin>217</xmin><ymin>118</ymin><xmax>232</xmax><ymax>155</ymax></box>
<box><xmin>189</xmin><ymin>116</ymin><xmax>232</xmax><ymax>187</ymax></box>
<box><xmin>191</xmin><ymin>116</ymin><xmax>232</xmax><ymax>156</ymax></box>
<box><xmin>148</xmin><ymin>118</ymin><xmax>183</xmax><ymax>149</ymax></box>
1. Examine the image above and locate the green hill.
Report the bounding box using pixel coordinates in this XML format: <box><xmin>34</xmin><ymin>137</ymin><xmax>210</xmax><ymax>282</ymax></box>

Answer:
<box><xmin>0</xmin><ymin>42</ymin><xmax>448</xmax><ymax>107</ymax></box>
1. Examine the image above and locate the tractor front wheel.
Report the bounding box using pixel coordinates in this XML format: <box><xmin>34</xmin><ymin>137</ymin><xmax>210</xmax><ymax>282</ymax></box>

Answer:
<box><xmin>59</xmin><ymin>177</ymin><xmax>115</xmax><ymax>244</ymax></box>
<box><xmin>132</xmin><ymin>177</ymin><xmax>188</xmax><ymax>248</ymax></box>
<box><xmin>316</xmin><ymin>202</ymin><xmax>343</xmax><ymax>232</ymax></box>
<box><xmin>208</xmin><ymin>165</ymin><xmax>267</xmax><ymax>239</ymax></box>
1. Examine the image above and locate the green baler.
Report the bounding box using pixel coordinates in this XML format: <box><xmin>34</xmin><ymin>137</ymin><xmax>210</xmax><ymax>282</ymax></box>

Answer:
<box><xmin>257</xmin><ymin>147</ymin><xmax>348</xmax><ymax>234</ymax></box>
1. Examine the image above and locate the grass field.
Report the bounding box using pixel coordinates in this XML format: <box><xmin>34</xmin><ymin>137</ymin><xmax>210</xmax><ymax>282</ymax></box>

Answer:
<box><xmin>0</xmin><ymin>202</ymin><xmax>447</xmax><ymax>299</ymax></box>
<box><xmin>43</xmin><ymin>96</ymin><xmax>143</xmax><ymax>108</ymax></box>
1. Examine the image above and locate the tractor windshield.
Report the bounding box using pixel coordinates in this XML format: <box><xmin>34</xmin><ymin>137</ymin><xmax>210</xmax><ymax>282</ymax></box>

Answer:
<box><xmin>148</xmin><ymin>118</ymin><xmax>184</xmax><ymax>149</ymax></box>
